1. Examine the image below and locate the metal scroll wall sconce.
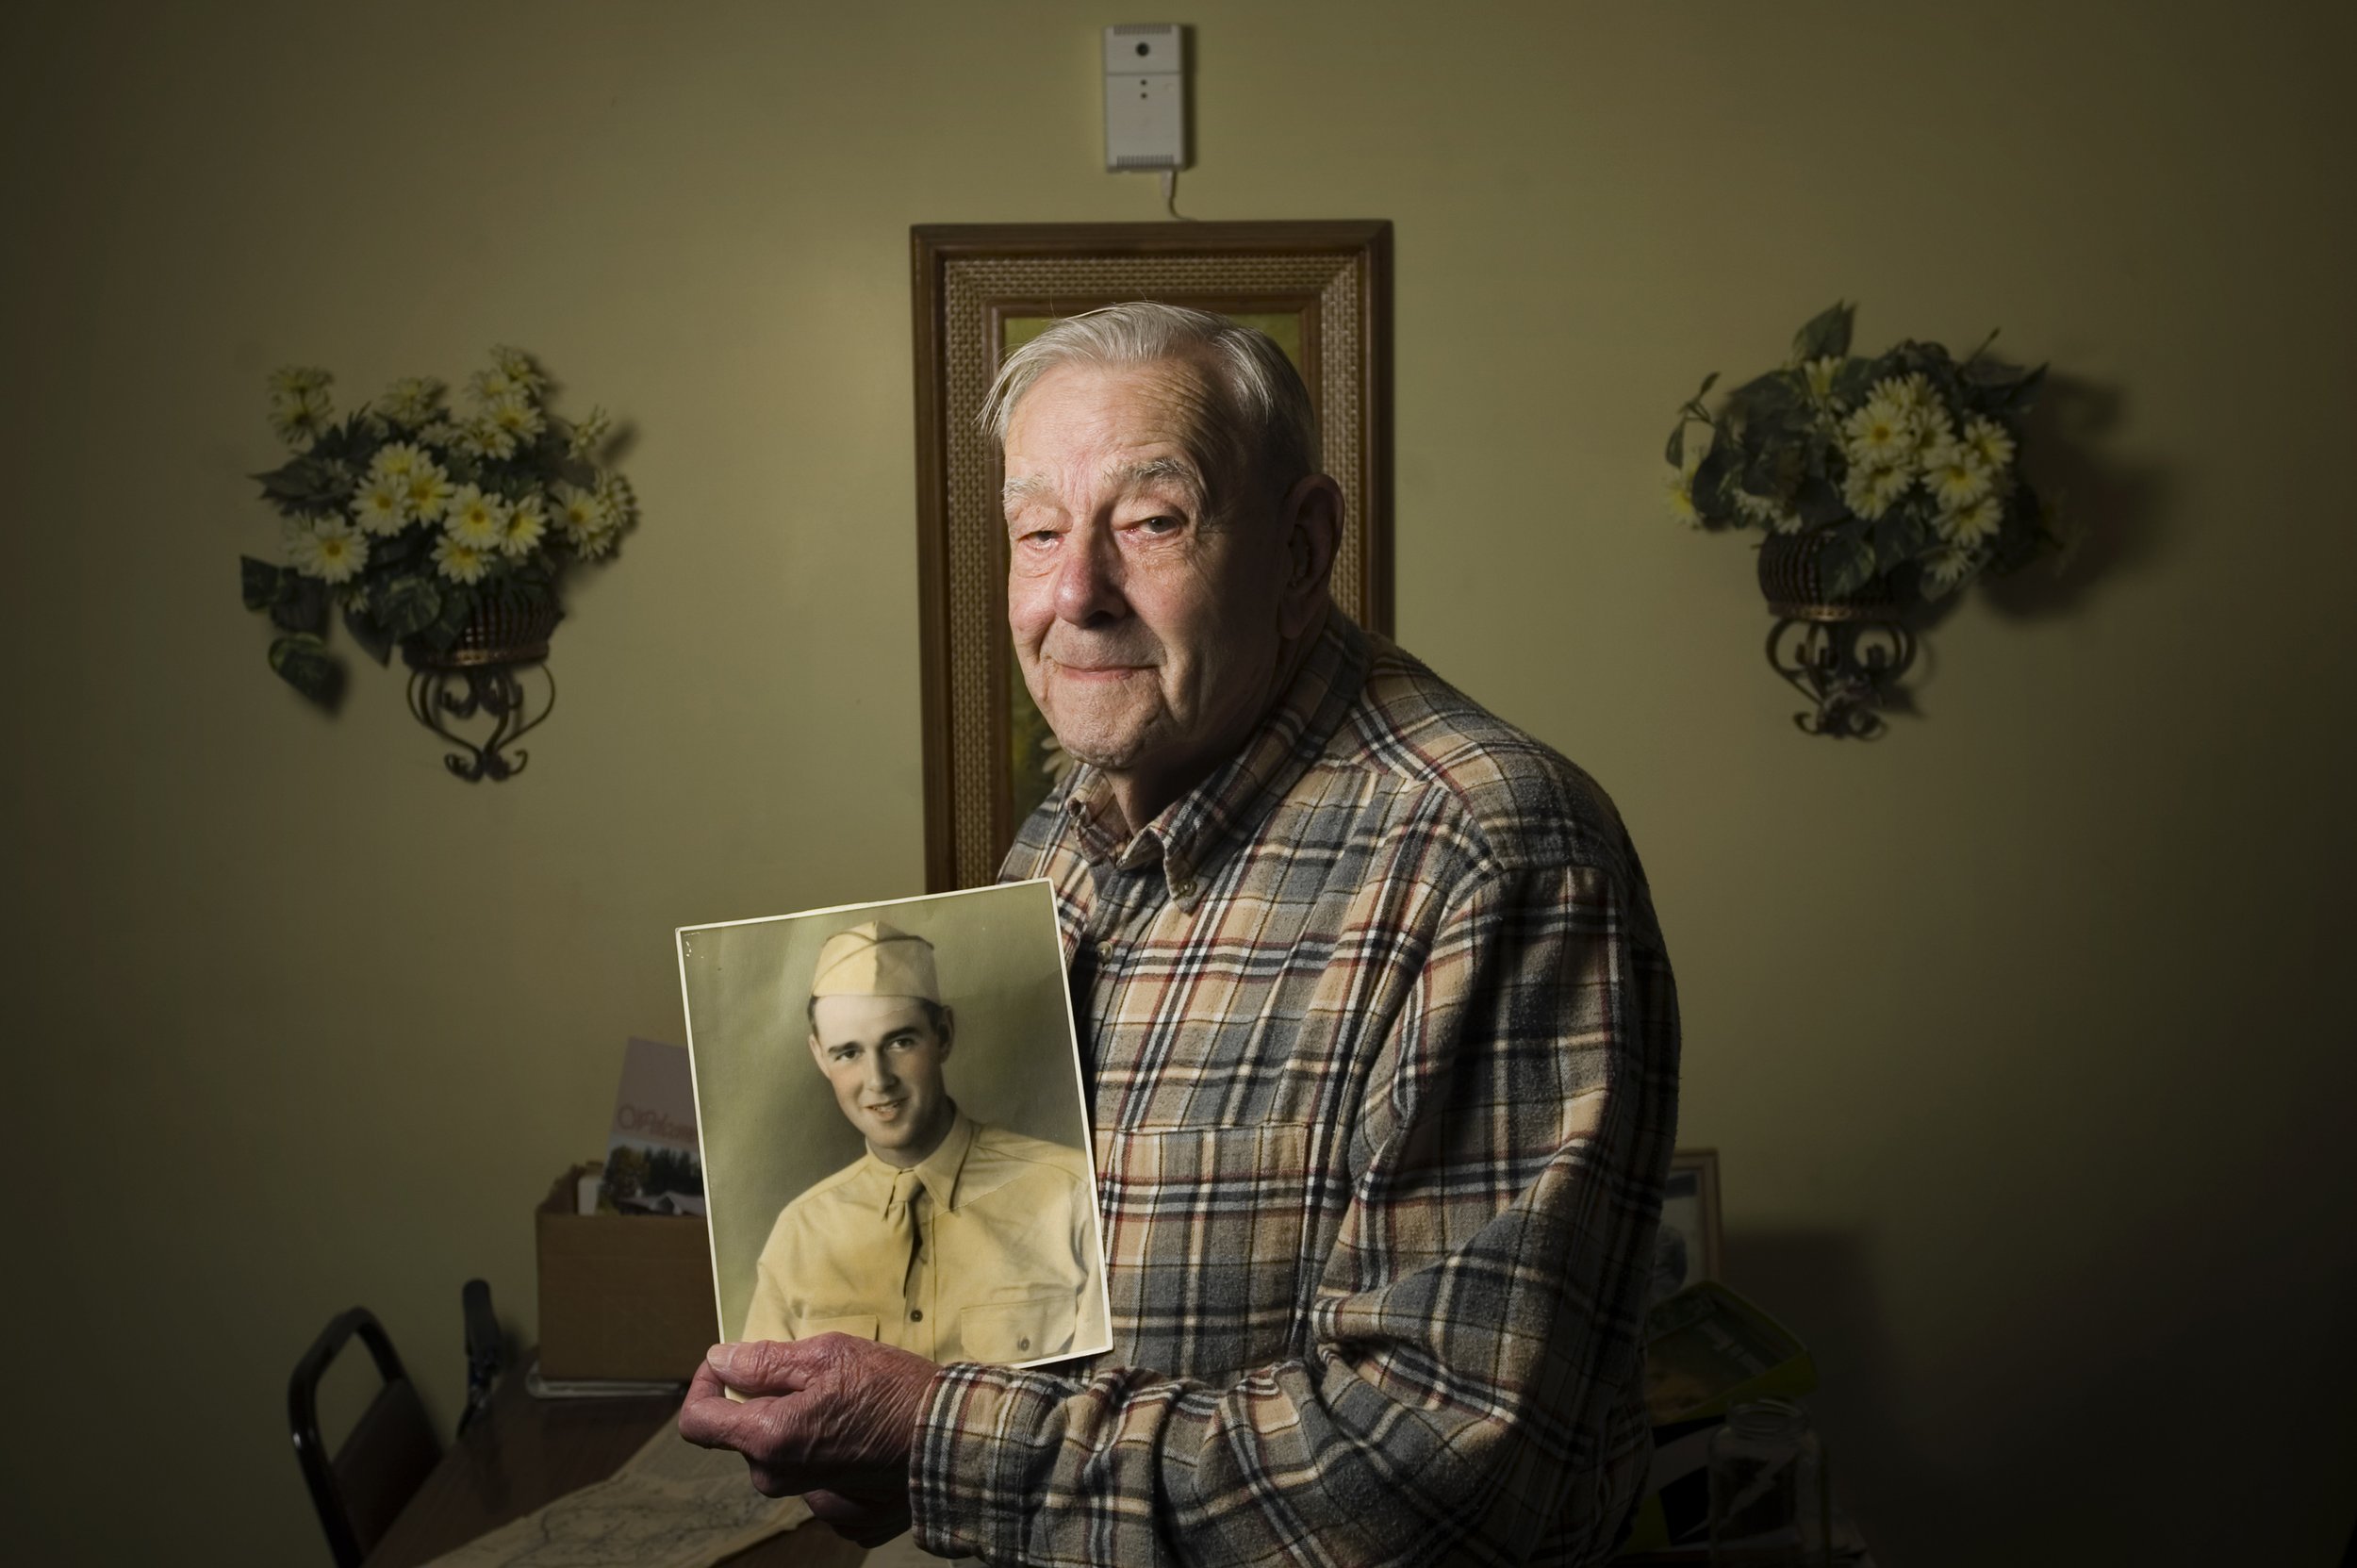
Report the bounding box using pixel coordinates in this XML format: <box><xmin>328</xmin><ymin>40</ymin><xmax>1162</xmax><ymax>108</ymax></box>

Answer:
<box><xmin>403</xmin><ymin>601</ymin><xmax>560</xmax><ymax>783</ymax></box>
<box><xmin>1755</xmin><ymin>534</ymin><xmax>1916</xmax><ymax>741</ymax></box>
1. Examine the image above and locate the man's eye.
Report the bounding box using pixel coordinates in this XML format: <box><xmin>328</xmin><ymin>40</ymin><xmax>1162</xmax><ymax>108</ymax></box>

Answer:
<box><xmin>1139</xmin><ymin>515</ymin><xmax>1182</xmax><ymax>535</ymax></box>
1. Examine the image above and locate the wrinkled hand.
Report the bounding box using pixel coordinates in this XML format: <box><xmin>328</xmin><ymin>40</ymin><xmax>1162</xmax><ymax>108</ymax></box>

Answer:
<box><xmin>678</xmin><ymin>1335</ymin><xmax>939</xmax><ymax>1546</ymax></box>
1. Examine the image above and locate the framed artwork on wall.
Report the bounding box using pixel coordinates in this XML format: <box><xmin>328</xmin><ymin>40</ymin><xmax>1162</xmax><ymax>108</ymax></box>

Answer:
<box><xmin>910</xmin><ymin>220</ymin><xmax>1393</xmax><ymax>892</ymax></box>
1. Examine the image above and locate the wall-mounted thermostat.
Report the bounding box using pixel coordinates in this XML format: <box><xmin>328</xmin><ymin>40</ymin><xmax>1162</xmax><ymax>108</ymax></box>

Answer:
<box><xmin>1104</xmin><ymin>24</ymin><xmax>1185</xmax><ymax>171</ymax></box>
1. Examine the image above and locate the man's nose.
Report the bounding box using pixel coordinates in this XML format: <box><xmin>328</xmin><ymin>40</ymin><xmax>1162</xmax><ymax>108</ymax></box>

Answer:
<box><xmin>1053</xmin><ymin>521</ymin><xmax>1128</xmax><ymax>627</ymax></box>
<box><xmin>864</xmin><ymin>1053</ymin><xmax>898</xmax><ymax>1093</ymax></box>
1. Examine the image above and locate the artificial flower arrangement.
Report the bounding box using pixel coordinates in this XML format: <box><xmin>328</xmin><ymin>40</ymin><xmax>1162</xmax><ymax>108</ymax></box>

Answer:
<box><xmin>1664</xmin><ymin>303</ymin><xmax>2055</xmax><ymax>602</ymax></box>
<box><xmin>239</xmin><ymin>348</ymin><xmax>633</xmax><ymax>704</ymax></box>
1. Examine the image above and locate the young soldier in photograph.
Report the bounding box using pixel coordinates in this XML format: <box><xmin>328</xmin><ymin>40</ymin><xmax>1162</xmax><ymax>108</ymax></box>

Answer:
<box><xmin>737</xmin><ymin>919</ymin><xmax>1102</xmax><ymax>1364</ymax></box>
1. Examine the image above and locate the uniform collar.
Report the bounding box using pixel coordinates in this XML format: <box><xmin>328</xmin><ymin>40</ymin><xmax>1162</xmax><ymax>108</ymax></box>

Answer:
<box><xmin>1058</xmin><ymin>612</ymin><xmax>1369</xmax><ymax>910</ymax></box>
<box><xmin>864</xmin><ymin>1106</ymin><xmax>976</xmax><ymax>1215</ymax></box>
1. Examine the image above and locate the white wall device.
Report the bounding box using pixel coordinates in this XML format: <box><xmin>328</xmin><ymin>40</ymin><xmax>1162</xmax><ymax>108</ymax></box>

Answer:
<box><xmin>1103</xmin><ymin>24</ymin><xmax>1186</xmax><ymax>171</ymax></box>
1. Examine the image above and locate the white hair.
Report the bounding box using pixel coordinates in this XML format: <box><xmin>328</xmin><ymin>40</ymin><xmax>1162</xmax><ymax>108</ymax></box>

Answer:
<box><xmin>981</xmin><ymin>302</ymin><xmax>1321</xmax><ymax>503</ymax></box>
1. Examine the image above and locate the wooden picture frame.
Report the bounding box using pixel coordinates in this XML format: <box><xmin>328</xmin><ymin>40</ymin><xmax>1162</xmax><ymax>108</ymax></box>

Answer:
<box><xmin>911</xmin><ymin>220</ymin><xmax>1394</xmax><ymax>891</ymax></box>
<box><xmin>1655</xmin><ymin>1148</ymin><xmax>1724</xmax><ymax>1305</ymax></box>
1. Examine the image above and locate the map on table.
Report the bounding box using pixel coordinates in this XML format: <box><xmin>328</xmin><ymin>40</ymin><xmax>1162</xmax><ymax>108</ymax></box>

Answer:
<box><xmin>420</xmin><ymin>1421</ymin><xmax>807</xmax><ymax>1568</ymax></box>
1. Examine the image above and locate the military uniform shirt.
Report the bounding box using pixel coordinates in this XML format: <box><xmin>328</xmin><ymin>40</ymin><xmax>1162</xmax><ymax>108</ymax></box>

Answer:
<box><xmin>740</xmin><ymin>1111</ymin><xmax>1105</xmax><ymax>1364</ymax></box>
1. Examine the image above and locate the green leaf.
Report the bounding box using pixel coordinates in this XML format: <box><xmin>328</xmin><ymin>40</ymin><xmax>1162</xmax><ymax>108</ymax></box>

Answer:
<box><xmin>1821</xmin><ymin>528</ymin><xmax>1876</xmax><ymax>597</ymax></box>
<box><xmin>239</xmin><ymin>556</ymin><xmax>282</xmax><ymax>612</ymax></box>
<box><xmin>267</xmin><ymin>634</ymin><xmax>343</xmax><ymax>707</ymax></box>
<box><xmin>1793</xmin><ymin>476</ymin><xmax>1846</xmax><ymax>527</ymax></box>
<box><xmin>1665</xmin><ymin>423</ymin><xmax>1686</xmax><ymax>470</ymax></box>
<box><xmin>269</xmin><ymin>572</ymin><xmax>328</xmax><ymax>635</ymax></box>
<box><xmin>1693</xmin><ymin>371</ymin><xmax>1720</xmax><ymax>402</ymax></box>
<box><xmin>435</xmin><ymin>586</ymin><xmax>475</xmax><ymax>637</ymax></box>
<box><xmin>343</xmin><ymin>601</ymin><xmax>393</xmax><ymax>666</ymax></box>
<box><xmin>1691</xmin><ymin>434</ymin><xmax>1741</xmax><ymax>522</ymax></box>
<box><xmin>376</xmin><ymin>575</ymin><xmax>441</xmax><ymax>638</ymax></box>
<box><xmin>1792</xmin><ymin>302</ymin><xmax>1854</xmax><ymax>363</ymax></box>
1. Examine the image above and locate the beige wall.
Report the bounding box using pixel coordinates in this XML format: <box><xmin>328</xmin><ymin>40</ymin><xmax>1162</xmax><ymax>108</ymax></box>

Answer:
<box><xmin>4</xmin><ymin>2</ymin><xmax>2351</xmax><ymax>1561</ymax></box>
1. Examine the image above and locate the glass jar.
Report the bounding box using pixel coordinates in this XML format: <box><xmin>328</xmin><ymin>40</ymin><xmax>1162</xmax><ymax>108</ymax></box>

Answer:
<box><xmin>1706</xmin><ymin>1397</ymin><xmax>1829</xmax><ymax>1568</ymax></box>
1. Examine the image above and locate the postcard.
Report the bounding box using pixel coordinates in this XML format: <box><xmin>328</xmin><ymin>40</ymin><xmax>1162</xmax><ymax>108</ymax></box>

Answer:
<box><xmin>601</xmin><ymin>1036</ymin><xmax>706</xmax><ymax>1217</ymax></box>
<box><xmin>676</xmin><ymin>880</ymin><xmax>1108</xmax><ymax>1371</ymax></box>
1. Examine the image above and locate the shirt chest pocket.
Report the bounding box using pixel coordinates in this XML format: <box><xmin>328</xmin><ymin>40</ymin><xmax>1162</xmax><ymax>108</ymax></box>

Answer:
<box><xmin>1096</xmin><ymin>1123</ymin><xmax>1313</xmax><ymax>1378</ymax></box>
<box><xmin>956</xmin><ymin>1292</ymin><xmax>1076</xmax><ymax>1363</ymax></box>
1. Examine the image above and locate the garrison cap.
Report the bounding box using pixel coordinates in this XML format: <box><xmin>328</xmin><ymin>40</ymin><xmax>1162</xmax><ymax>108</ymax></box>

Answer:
<box><xmin>810</xmin><ymin>919</ymin><xmax>941</xmax><ymax>1003</ymax></box>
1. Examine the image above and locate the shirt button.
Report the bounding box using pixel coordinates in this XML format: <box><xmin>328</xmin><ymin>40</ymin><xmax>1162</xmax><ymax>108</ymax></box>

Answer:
<box><xmin>1017</xmin><ymin>1337</ymin><xmax>1030</xmax><ymax>1352</ymax></box>
<box><xmin>1171</xmin><ymin>876</ymin><xmax>1196</xmax><ymax>899</ymax></box>
<box><xmin>909</xmin><ymin>1310</ymin><xmax>923</xmax><ymax>1322</ymax></box>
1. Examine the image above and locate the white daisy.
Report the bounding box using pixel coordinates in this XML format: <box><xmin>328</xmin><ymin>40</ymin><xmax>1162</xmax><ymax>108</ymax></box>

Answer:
<box><xmin>457</xmin><ymin>418</ymin><xmax>517</xmax><ymax>461</ymax></box>
<box><xmin>269</xmin><ymin>384</ymin><xmax>335</xmax><ymax>447</ymax></box>
<box><xmin>1663</xmin><ymin>463</ymin><xmax>1699</xmax><ymax>526</ymax></box>
<box><xmin>418</xmin><ymin>419</ymin><xmax>464</xmax><ymax>448</ymax></box>
<box><xmin>268</xmin><ymin>366</ymin><xmax>330</xmax><ymax>398</ymax></box>
<box><xmin>1920</xmin><ymin>543</ymin><xmax>1978</xmax><ymax>598</ymax></box>
<box><xmin>483</xmin><ymin>387</ymin><xmax>544</xmax><ymax>446</ymax></box>
<box><xmin>432</xmin><ymin>535</ymin><xmax>491</xmax><ymax>585</ymax></box>
<box><xmin>594</xmin><ymin>470</ymin><xmax>636</xmax><ymax>530</ymax></box>
<box><xmin>1732</xmin><ymin>488</ymin><xmax>1801</xmax><ymax>533</ymax></box>
<box><xmin>377</xmin><ymin>377</ymin><xmax>444</xmax><ymax>427</ymax></box>
<box><xmin>468</xmin><ymin>365</ymin><xmax>516</xmax><ymax>404</ymax></box>
<box><xmin>1910</xmin><ymin>401</ymin><xmax>1956</xmax><ymax>459</ymax></box>
<box><xmin>1842</xmin><ymin>462</ymin><xmax>1914</xmax><ymax>520</ymax></box>
<box><xmin>403</xmin><ymin>461</ymin><xmax>454</xmax><ymax>523</ymax></box>
<box><xmin>1963</xmin><ymin>415</ymin><xmax>2017</xmax><ymax>472</ymax></box>
<box><xmin>573</xmin><ymin>512</ymin><xmax>620</xmax><ymax>559</ymax></box>
<box><xmin>282</xmin><ymin>519</ymin><xmax>327</xmax><ymax>578</ymax></box>
<box><xmin>370</xmin><ymin>440</ymin><xmax>426</xmax><ymax>482</ymax></box>
<box><xmin>307</xmin><ymin>520</ymin><xmax>370</xmax><ymax>585</ymax></box>
<box><xmin>1941</xmin><ymin>493</ymin><xmax>2005</xmax><ymax>549</ymax></box>
<box><xmin>443</xmin><ymin>485</ymin><xmax>510</xmax><ymax>549</ymax></box>
<box><xmin>502</xmin><ymin>494</ymin><xmax>549</xmax><ymax>557</ymax></box>
<box><xmin>1803</xmin><ymin>357</ymin><xmax>1842</xmax><ymax>404</ymax></box>
<box><xmin>1872</xmin><ymin>372</ymin><xmax>1934</xmax><ymax>417</ymax></box>
<box><xmin>552</xmin><ymin>482</ymin><xmax>608</xmax><ymax>546</ymax></box>
<box><xmin>1922</xmin><ymin>444</ymin><xmax>1995</xmax><ymax>511</ymax></box>
<box><xmin>488</xmin><ymin>345</ymin><xmax>546</xmax><ymax>395</ymax></box>
<box><xmin>350</xmin><ymin>473</ymin><xmax>407</xmax><ymax>536</ymax></box>
<box><xmin>1842</xmin><ymin>398</ymin><xmax>1914</xmax><ymax>471</ymax></box>
<box><xmin>566</xmin><ymin>405</ymin><xmax>613</xmax><ymax>459</ymax></box>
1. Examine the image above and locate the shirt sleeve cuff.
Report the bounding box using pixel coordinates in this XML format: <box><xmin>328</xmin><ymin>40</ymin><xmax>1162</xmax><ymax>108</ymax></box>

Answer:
<box><xmin>910</xmin><ymin>1361</ymin><xmax>1076</xmax><ymax>1562</ymax></box>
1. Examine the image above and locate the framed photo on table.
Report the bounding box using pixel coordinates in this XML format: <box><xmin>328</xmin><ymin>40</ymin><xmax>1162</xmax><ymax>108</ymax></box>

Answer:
<box><xmin>1651</xmin><ymin>1148</ymin><xmax>1724</xmax><ymax>1306</ymax></box>
<box><xmin>910</xmin><ymin>220</ymin><xmax>1394</xmax><ymax>891</ymax></box>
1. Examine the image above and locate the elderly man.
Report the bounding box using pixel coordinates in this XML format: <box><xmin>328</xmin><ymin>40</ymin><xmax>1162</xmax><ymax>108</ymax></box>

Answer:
<box><xmin>683</xmin><ymin>303</ymin><xmax>1680</xmax><ymax>1566</ymax></box>
<box><xmin>736</xmin><ymin>919</ymin><xmax>1103</xmax><ymax>1364</ymax></box>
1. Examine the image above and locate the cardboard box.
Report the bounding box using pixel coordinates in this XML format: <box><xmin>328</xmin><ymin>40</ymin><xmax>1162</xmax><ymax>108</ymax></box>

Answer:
<box><xmin>535</xmin><ymin>1164</ymin><xmax>716</xmax><ymax>1381</ymax></box>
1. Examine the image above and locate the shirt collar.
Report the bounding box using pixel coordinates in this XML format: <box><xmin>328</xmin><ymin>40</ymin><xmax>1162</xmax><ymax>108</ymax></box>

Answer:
<box><xmin>1057</xmin><ymin>611</ymin><xmax>1370</xmax><ymax>909</ymax></box>
<box><xmin>864</xmin><ymin>1106</ymin><xmax>976</xmax><ymax>1214</ymax></box>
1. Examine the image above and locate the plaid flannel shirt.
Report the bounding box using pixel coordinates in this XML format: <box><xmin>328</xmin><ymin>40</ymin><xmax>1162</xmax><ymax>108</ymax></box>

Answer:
<box><xmin>912</xmin><ymin>613</ymin><xmax>1680</xmax><ymax>1567</ymax></box>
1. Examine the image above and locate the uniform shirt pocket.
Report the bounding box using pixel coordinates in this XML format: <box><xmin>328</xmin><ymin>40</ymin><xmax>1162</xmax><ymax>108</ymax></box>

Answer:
<box><xmin>956</xmin><ymin>1292</ymin><xmax>1076</xmax><ymax>1362</ymax></box>
<box><xmin>798</xmin><ymin>1313</ymin><xmax>880</xmax><ymax>1342</ymax></box>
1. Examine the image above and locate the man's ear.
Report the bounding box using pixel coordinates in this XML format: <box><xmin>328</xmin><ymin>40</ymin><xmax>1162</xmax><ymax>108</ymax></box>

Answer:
<box><xmin>807</xmin><ymin>1032</ymin><xmax>825</xmax><ymax>1068</ymax></box>
<box><xmin>1277</xmin><ymin>474</ymin><xmax>1342</xmax><ymax>637</ymax></box>
<box><xmin>934</xmin><ymin>1007</ymin><xmax>955</xmax><ymax>1061</ymax></box>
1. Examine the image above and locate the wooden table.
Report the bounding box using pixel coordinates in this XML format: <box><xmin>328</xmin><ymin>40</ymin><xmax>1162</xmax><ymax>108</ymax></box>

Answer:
<box><xmin>366</xmin><ymin>1373</ymin><xmax>865</xmax><ymax>1568</ymax></box>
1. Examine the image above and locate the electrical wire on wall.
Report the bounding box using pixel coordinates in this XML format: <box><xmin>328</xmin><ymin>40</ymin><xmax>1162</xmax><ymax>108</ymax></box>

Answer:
<box><xmin>1161</xmin><ymin>168</ymin><xmax>1195</xmax><ymax>222</ymax></box>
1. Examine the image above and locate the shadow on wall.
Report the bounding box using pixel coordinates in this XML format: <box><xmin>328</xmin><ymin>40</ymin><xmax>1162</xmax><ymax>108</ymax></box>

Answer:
<box><xmin>1872</xmin><ymin>371</ymin><xmax>2165</xmax><ymax>727</ymax></box>
<box><xmin>1717</xmin><ymin>1228</ymin><xmax>1923</xmax><ymax>1558</ymax></box>
<box><xmin>1984</xmin><ymin>371</ymin><xmax>2171</xmax><ymax>621</ymax></box>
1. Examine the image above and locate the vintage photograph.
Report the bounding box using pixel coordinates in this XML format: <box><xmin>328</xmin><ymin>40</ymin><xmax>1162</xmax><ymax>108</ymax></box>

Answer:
<box><xmin>676</xmin><ymin>880</ymin><xmax>1107</xmax><ymax>1370</ymax></box>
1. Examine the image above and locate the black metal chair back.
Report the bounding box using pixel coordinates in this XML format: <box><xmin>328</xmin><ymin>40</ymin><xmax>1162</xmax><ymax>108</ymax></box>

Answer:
<box><xmin>288</xmin><ymin>1307</ymin><xmax>442</xmax><ymax>1568</ymax></box>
